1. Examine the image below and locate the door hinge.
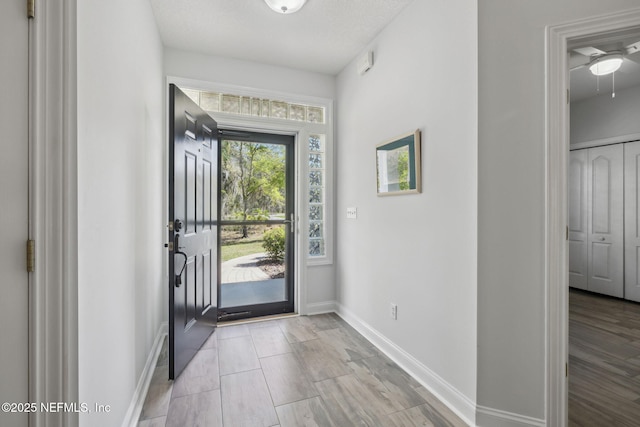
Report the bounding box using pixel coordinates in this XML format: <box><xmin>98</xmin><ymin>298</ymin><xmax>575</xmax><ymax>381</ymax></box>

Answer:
<box><xmin>566</xmin><ymin>362</ymin><xmax>568</xmax><ymax>377</ymax></box>
<box><xmin>26</xmin><ymin>239</ymin><xmax>35</xmax><ymax>273</ymax></box>
<box><xmin>27</xmin><ymin>0</ymin><xmax>35</xmax><ymax>19</ymax></box>
<box><xmin>567</xmin><ymin>89</ymin><xmax>570</xmax><ymax>104</ymax></box>
<box><xmin>566</xmin><ymin>226</ymin><xmax>569</xmax><ymax>240</ymax></box>
<box><xmin>164</xmin><ymin>242</ymin><xmax>174</xmax><ymax>251</ymax></box>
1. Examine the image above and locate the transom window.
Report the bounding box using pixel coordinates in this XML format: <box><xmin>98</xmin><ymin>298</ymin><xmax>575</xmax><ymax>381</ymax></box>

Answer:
<box><xmin>182</xmin><ymin>89</ymin><xmax>325</xmax><ymax>124</ymax></box>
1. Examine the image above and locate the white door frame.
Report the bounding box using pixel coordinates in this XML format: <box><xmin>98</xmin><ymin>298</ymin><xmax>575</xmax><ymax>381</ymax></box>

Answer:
<box><xmin>546</xmin><ymin>7</ymin><xmax>640</xmax><ymax>427</ymax></box>
<box><xmin>30</xmin><ymin>0</ymin><xmax>79</xmax><ymax>425</ymax></box>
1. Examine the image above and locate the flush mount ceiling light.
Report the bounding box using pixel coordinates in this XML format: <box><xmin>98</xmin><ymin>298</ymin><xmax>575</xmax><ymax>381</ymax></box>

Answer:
<box><xmin>588</xmin><ymin>53</ymin><xmax>623</xmax><ymax>76</ymax></box>
<box><xmin>264</xmin><ymin>0</ymin><xmax>307</xmax><ymax>14</ymax></box>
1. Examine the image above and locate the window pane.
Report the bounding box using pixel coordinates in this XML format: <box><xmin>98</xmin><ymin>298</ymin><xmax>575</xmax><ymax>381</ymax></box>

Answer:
<box><xmin>309</xmin><ymin>171</ymin><xmax>322</xmax><ymax>187</ymax></box>
<box><xmin>222</xmin><ymin>94</ymin><xmax>240</xmax><ymax>113</ymax></box>
<box><xmin>241</xmin><ymin>97</ymin><xmax>251</xmax><ymax>115</ymax></box>
<box><xmin>270</xmin><ymin>101</ymin><xmax>288</xmax><ymax>119</ymax></box>
<box><xmin>309</xmin><ymin>188</ymin><xmax>322</xmax><ymax>204</ymax></box>
<box><xmin>309</xmin><ymin>153</ymin><xmax>323</xmax><ymax>169</ymax></box>
<box><xmin>309</xmin><ymin>223</ymin><xmax>322</xmax><ymax>238</ymax></box>
<box><xmin>251</xmin><ymin>99</ymin><xmax>261</xmax><ymax>116</ymax></box>
<box><xmin>307</xmin><ymin>107</ymin><xmax>324</xmax><ymax>124</ymax></box>
<box><xmin>309</xmin><ymin>239</ymin><xmax>324</xmax><ymax>256</ymax></box>
<box><xmin>290</xmin><ymin>104</ymin><xmax>306</xmax><ymax>121</ymax></box>
<box><xmin>199</xmin><ymin>92</ymin><xmax>220</xmax><ymax>112</ymax></box>
<box><xmin>309</xmin><ymin>205</ymin><xmax>323</xmax><ymax>221</ymax></box>
<box><xmin>309</xmin><ymin>135</ymin><xmax>324</xmax><ymax>152</ymax></box>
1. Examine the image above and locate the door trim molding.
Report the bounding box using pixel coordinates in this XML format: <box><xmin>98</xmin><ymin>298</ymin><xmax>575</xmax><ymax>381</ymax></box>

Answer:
<box><xmin>30</xmin><ymin>0</ymin><xmax>78</xmax><ymax>425</ymax></box>
<box><xmin>546</xmin><ymin>8</ymin><xmax>640</xmax><ymax>427</ymax></box>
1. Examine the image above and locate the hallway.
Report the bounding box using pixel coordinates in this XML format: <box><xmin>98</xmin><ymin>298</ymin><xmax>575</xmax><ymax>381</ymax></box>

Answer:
<box><xmin>138</xmin><ymin>313</ymin><xmax>466</xmax><ymax>426</ymax></box>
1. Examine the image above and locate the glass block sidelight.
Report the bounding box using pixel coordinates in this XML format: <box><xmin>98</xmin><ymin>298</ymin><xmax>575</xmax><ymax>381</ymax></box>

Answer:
<box><xmin>309</xmin><ymin>239</ymin><xmax>324</xmax><ymax>257</ymax></box>
<box><xmin>309</xmin><ymin>205</ymin><xmax>323</xmax><ymax>221</ymax></box>
<box><xmin>309</xmin><ymin>171</ymin><xmax>322</xmax><ymax>187</ymax></box>
<box><xmin>308</xmin><ymin>134</ymin><xmax>326</xmax><ymax>257</ymax></box>
<box><xmin>309</xmin><ymin>222</ymin><xmax>323</xmax><ymax>238</ymax></box>
<box><xmin>309</xmin><ymin>153</ymin><xmax>323</xmax><ymax>169</ymax></box>
<box><xmin>309</xmin><ymin>188</ymin><xmax>323</xmax><ymax>204</ymax></box>
<box><xmin>309</xmin><ymin>135</ymin><xmax>324</xmax><ymax>152</ymax></box>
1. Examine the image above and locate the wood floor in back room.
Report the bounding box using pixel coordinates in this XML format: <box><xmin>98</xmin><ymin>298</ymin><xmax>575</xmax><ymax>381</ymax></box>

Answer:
<box><xmin>137</xmin><ymin>313</ymin><xmax>467</xmax><ymax>427</ymax></box>
<box><xmin>569</xmin><ymin>289</ymin><xmax>640</xmax><ymax>426</ymax></box>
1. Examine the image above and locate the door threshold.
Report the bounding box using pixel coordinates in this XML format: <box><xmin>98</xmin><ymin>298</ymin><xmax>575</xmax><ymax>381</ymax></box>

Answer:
<box><xmin>218</xmin><ymin>312</ymin><xmax>298</xmax><ymax>327</ymax></box>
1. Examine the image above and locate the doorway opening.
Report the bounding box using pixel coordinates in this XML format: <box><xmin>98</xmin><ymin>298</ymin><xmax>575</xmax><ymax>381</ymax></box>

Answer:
<box><xmin>567</xmin><ymin>26</ymin><xmax>640</xmax><ymax>425</ymax></box>
<box><xmin>546</xmin><ymin>9</ymin><xmax>640</xmax><ymax>426</ymax></box>
<box><xmin>218</xmin><ymin>131</ymin><xmax>296</xmax><ymax>321</ymax></box>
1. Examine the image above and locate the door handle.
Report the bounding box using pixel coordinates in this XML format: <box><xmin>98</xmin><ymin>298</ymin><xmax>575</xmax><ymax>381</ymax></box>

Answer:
<box><xmin>173</xmin><ymin>231</ymin><xmax>187</xmax><ymax>287</ymax></box>
<box><xmin>283</xmin><ymin>213</ymin><xmax>295</xmax><ymax>233</ymax></box>
<box><xmin>599</xmin><ymin>237</ymin><xmax>606</xmax><ymax>241</ymax></box>
<box><xmin>174</xmin><ymin>251</ymin><xmax>187</xmax><ymax>287</ymax></box>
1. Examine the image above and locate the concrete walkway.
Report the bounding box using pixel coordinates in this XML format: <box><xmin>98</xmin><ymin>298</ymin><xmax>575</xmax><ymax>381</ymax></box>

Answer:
<box><xmin>220</xmin><ymin>253</ymin><xmax>285</xmax><ymax>308</ymax></box>
<box><xmin>221</xmin><ymin>253</ymin><xmax>269</xmax><ymax>284</ymax></box>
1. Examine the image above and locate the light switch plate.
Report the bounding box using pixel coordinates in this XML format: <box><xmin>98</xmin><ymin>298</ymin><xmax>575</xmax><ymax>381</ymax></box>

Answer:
<box><xmin>346</xmin><ymin>207</ymin><xmax>358</xmax><ymax>219</ymax></box>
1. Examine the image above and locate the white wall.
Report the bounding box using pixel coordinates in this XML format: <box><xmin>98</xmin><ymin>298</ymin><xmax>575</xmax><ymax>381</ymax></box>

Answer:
<box><xmin>478</xmin><ymin>1</ymin><xmax>640</xmax><ymax>424</ymax></box>
<box><xmin>164</xmin><ymin>48</ymin><xmax>337</xmax><ymax>310</ymax></box>
<box><xmin>77</xmin><ymin>0</ymin><xmax>165</xmax><ymax>425</ymax></box>
<box><xmin>165</xmin><ymin>48</ymin><xmax>335</xmax><ymax>100</ymax></box>
<box><xmin>336</xmin><ymin>0</ymin><xmax>478</xmax><ymax>421</ymax></box>
<box><xmin>571</xmin><ymin>84</ymin><xmax>640</xmax><ymax>144</ymax></box>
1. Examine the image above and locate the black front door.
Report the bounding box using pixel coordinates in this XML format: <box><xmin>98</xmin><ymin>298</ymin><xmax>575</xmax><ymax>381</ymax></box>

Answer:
<box><xmin>168</xmin><ymin>84</ymin><xmax>219</xmax><ymax>379</ymax></box>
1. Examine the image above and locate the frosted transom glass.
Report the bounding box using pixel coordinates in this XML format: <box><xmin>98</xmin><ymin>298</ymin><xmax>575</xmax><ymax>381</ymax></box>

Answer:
<box><xmin>181</xmin><ymin>87</ymin><xmax>326</xmax><ymax>124</ymax></box>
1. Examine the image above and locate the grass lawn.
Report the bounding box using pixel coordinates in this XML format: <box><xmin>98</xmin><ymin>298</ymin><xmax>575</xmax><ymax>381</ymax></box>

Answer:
<box><xmin>220</xmin><ymin>226</ymin><xmax>271</xmax><ymax>262</ymax></box>
<box><xmin>221</xmin><ymin>239</ymin><xmax>265</xmax><ymax>262</ymax></box>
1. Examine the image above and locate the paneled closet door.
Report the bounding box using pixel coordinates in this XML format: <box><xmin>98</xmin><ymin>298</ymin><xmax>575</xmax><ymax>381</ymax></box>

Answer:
<box><xmin>569</xmin><ymin>150</ymin><xmax>588</xmax><ymax>290</ymax></box>
<box><xmin>625</xmin><ymin>141</ymin><xmax>640</xmax><ymax>302</ymax></box>
<box><xmin>587</xmin><ymin>144</ymin><xmax>624</xmax><ymax>298</ymax></box>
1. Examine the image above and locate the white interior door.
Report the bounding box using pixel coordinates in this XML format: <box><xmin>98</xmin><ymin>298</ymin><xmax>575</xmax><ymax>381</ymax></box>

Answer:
<box><xmin>0</xmin><ymin>1</ymin><xmax>29</xmax><ymax>426</ymax></box>
<box><xmin>625</xmin><ymin>141</ymin><xmax>640</xmax><ymax>302</ymax></box>
<box><xmin>587</xmin><ymin>144</ymin><xmax>624</xmax><ymax>298</ymax></box>
<box><xmin>569</xmin><ymin>149</ymin><xmax>588</xmax><ymax>290</ymax></box>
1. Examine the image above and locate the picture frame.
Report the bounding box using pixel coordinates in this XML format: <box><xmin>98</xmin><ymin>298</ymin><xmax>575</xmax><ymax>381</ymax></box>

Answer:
<box><xmin>376</xmin><ymin>129</ymin><xmax>421</xmax><ymax>196</ymax></box>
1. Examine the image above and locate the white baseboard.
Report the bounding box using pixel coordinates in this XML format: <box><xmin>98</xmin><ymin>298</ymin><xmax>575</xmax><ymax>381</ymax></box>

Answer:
<box><xmin>305</xmin><ymin>300</ymin><xmax>337</xmax><ymax>315</ymax></box>
<box><xmin>476</xmin><ymin>406</ymin><xmax>545</xmax><ymax>427</ymax></box>
<box><xmin>120</xmin><ymin>322</ymin><xmax>168</xmax><ymax>427</ymax></box>
<box><xmin>335</xmin><ymin>303</ymin><xmax>477</xmax><ymax>426</ymax></box>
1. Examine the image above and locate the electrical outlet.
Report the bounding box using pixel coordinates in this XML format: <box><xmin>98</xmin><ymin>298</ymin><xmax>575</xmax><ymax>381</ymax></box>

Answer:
<box><xmin>390</xmin><ymin>303</ymin><xmax>397</xmax><ymax>320</ymax></box>
<box><xmin>346</xmin><ymin>207</ymin><xmax>358</xmax><ymax>219</ymax></box>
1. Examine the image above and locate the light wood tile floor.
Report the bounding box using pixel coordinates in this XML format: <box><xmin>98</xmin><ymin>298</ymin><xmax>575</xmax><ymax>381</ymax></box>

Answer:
<box><xmin>569</xmin><ymin>289</ymin><xmax>640</xmax><ymax>426</ymax></box>
<box><xmin>139</xmin><ymin>313</ymin><xmax>467</xmax><ymax>427</ymax></box>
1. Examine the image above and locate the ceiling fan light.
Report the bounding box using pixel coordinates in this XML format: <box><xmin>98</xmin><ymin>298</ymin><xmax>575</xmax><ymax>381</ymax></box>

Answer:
<box><xmin>589</xmin><ymin>53</ymin><xmax>623</xmax><ymax>76</ymax></box>
<box><xmin>264</xmin><ymin>0</ymin><xmax>307</xmax><ymax>14</ymax></box>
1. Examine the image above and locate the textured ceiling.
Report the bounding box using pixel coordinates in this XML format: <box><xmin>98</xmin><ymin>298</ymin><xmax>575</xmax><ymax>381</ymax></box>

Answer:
<box><xmin>569</xmin><ymin>29</ymin><xmax>640</xmax><ymax>102</ymax></box>
<box><xmin>149</xmin><ymin>0</ymin><xmax>415</xmax><ymax>75</ymax></box>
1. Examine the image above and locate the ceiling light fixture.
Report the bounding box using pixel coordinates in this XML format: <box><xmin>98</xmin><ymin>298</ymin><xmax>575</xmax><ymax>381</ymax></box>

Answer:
<box><xmin>264</xmin><ymin>0</ymin><xmax>307</xmax><ymax>14</ymax></box>
<box><xmin>588</xmin><ymin>53</ymin><xmax>623</xmax><ymax>76</ymax></box>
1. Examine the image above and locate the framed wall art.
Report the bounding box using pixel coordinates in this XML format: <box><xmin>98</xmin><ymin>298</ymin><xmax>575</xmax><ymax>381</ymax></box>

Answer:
<box><xmin>376</xmin><ymin>129</ymin><xmax>421</xmax><ymax>196</ymax></box>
